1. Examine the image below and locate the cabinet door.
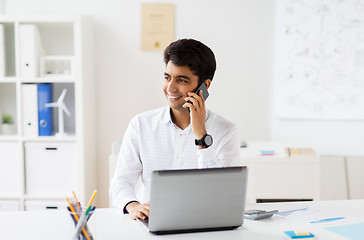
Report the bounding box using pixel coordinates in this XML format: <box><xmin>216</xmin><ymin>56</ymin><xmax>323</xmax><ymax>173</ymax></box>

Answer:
<box><xmin>347</xmin><ymin>157</ymin><xmax>364</xmax><ymax>199</ymax></box>
<box><xmin>0</xmin><ymin>200</ymin><xmax>20</xmax><ymax>211</ymax></box>
<box><xmin>24</xmin><ymin>200</ymin><xmax>66</xmax><ymax>211</ymax></box>
<box><xmin>0</xmin><ymin>142</ymin><xmax>21</xmax><ymax>195</ymax></box>
<box><xmin>25</xmin><ymin>142</ymin><xmax>77</xmax><ymax>195</ymax></box>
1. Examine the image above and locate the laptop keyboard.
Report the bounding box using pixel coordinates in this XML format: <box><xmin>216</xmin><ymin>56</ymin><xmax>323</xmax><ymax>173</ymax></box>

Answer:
<box><xmin>139</xmin><ymin>217</ymin><xmax>149</xmax><ymax>227</ymax></box>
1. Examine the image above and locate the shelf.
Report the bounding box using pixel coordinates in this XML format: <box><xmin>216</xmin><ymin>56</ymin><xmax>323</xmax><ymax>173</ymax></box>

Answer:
<box><xmin>21</xmin><ymin>135</ymin><xmax>77</xmax><ymax>142</ymax></box>
<box><xmin>20</xmin><ymin>77</ymin><xmax>76</xmax><ymax>83</ymax></box>
<box><xmin>0</xmin><ymin>15</ymin><xmax>95</xmax><ymax>211</ymax></box>
<box><xmin>0</xmin><ymin>15</ymin><xmax>82</xmax><ymax>23</ymax></box>
<box><xmin>0</xmin><ymin>195</ymin><xmax>22</xmax><ymax>199</ymax></box>
<box><xmin>23</xmin><ymin>194</ymin><xmax>67</xmax><ymax>200</ymax></box>
<box><xmin>0</xmin><ymin>77</ymin><xmax>17</xmax><ymax>83</ymax></box>
<box><xmin>0</xmin><ymin>136</ymin><xmax>77</xmax><ymax>142</ymax></box>
<box><xmin>0</xmin><ymin>135</ymin><xmax>19</xmax><ymax>141</ymax></box>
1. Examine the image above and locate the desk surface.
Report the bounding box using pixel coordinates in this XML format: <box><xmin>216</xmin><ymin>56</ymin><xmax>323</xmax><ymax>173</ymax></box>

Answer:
<box><xmin>1</xmin><ymin>200</ymin><xmax>363</xmax><ymax>240</ymax></box>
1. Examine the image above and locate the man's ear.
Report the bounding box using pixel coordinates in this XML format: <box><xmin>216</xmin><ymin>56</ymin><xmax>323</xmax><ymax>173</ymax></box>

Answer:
<box><xmin>204</xmin><ymin>79</ymin><xmax>212</xmax><ymax>89</ymax></box>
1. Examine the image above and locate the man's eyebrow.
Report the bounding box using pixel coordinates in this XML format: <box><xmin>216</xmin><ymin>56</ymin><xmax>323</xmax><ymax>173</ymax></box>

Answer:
<box><xmin>164</xmin><ymin>72</ymin><xmax>191</xmax><ymax>80</ymax></box>
<box><xmin>177</xmin><ymin>75</ymin><xmax>191</xmax><ymax>80</ymax></box>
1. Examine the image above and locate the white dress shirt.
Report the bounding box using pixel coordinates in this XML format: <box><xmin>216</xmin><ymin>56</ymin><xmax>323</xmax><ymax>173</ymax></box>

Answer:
<box><xmin>109</xmin><ymin>106</ymin><xmax>241</xmax><ymax>211</ymax></box>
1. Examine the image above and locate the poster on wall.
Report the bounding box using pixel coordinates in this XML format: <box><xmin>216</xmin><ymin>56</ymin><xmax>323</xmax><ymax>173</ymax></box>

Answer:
<box><xmin>141</xmin><ymin>3</ymin><xmax>174</xmax><ymax>51</ymax></box>
<box><xmin>273</xmin><ymin>0</ymin><xmax>364</xmax><ymax>120</ymax></box>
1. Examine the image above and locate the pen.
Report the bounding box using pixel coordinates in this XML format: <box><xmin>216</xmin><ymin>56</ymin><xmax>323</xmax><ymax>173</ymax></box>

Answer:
<box><xmin>86</xmin><ymin>206</ymin><xmax>96</xmax><ymax>221</ymax></box>
<box><xmin>310</xmin><ymin>217</ymin><xmax>345</xmax><ymax>223</ymax></box>
<box><xmin>73</xmin><ymin>205</ymin><xmax>92</xmax><ymax>240</ymax></box>
<box><xmin>66</xmin><ymin>197</ymin><xmax>91</xmax><ymax>240</ymax></box>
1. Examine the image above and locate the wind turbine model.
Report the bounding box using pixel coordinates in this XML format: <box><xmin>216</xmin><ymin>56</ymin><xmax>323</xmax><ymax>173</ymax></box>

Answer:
<box><xmin>45</xmin><ymin>88</ymin><xmax>71</xmax><ymax>137</ymax></box>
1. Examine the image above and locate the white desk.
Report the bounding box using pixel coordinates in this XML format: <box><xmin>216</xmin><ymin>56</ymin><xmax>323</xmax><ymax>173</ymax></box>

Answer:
<box><xmin>0</xmin><ymin>200</ymin><xmax>363</xmax><ymax>239</ymax></box>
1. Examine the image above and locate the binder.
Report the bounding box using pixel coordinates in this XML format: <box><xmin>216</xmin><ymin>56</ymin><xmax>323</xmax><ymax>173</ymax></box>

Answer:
<box><xmin>0</xmin><ymin>24</ymin><xmax>4</xmax><ymax>77</ymax></box>
<box><xmin>37</xmin><ymin>83</ymin><xmax>53</xmax><ymax>136</ymax></box>
<box><xmin>19</xmin><ymin>24</ymin><xmax>43</xmax><ymax>78</ymax></box>
<box><xmin>22</xmin><ymin>84</ymin><xmax>38</xmax><ymax>137</ymax></box>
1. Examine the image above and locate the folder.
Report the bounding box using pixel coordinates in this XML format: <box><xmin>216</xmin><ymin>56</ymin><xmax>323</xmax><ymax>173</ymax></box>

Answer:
<box><xmin>0</xmin><ymin>24</ymin><xmax>5</xmax><ymax>77</ymax></box>
<box><xmin>22</xmin><ymin>84</ymin><xmax>38</xmax><ymax>137</ymax></box>
<box><xmin>19</xmin><ymin>24</ymin><xmax>43</xmax><ymax>78</ymax></box>
<box><xmin>37</xmin><ymin>83</ymin><xmax>53</xmax><ymax>136</ymax></box>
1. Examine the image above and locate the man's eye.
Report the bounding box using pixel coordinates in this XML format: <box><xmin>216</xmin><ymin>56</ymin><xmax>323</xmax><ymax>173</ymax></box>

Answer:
<box><xmin>164</xmin><ymin>76</ymin><xmax>171</xmax><ymax>81</ymax></box>
<box><xmin>178</xmin><ymin>79</ymin><xmax>188</xmax><ymax>83</ymax></box>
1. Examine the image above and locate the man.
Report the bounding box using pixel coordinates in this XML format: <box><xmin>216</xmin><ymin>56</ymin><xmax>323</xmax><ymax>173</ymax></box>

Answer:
<box><xmin>110</xmin><ymin>39</ymin><xmax>241</xmax><ymax>220</ymax></box>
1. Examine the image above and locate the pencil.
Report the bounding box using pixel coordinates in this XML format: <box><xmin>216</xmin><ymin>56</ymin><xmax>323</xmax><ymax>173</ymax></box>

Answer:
<box><xmin>87</xmin><ymin>190</ymin><xmax>97</xmax><ymax>208</ymax></box>
<box><xmin>72</xmin><ymin>191</ymin><xmax>81</xmax><ymax>212</ymax></box>
<box><xmin>292</xmin><ymin>147</ymin><xmax>298</xmax><ymax>154</ymax></box>
<box><xmin>66</xmin><ymin>197</ymin><xmax>91</xmax><ymax>240</ymax></box>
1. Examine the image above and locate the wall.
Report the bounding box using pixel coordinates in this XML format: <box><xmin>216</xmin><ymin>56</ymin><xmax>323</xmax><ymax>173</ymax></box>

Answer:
<box><xmin>6</xmin><ymin>0</ymin><xmax>276</xmax><ymax>207</ymax></box>
<box><xmin>6</xmin><ymin>0</ymin><xmax>364</xmax><ymax>208</ymax></box>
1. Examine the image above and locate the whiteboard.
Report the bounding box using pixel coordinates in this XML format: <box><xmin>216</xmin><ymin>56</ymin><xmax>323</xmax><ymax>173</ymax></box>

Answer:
<box><xmin>273</xmin><ymin>0</ymin><xmax>364</xmax><ymax>120</ymax></box>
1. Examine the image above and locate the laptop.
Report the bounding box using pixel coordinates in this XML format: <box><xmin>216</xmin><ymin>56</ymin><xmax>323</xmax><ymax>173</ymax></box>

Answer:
<box><xmin>140</xmin><ymin>166</ymin><xmax>248</xmax><ymax>234</ymax></box>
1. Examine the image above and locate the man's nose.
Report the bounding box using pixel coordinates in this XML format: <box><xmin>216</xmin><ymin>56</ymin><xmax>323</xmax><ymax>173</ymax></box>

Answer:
<box><xmin>167</xmin><ymin>78</ymin><xmax>177</xmax><ymax>92</ymax></box>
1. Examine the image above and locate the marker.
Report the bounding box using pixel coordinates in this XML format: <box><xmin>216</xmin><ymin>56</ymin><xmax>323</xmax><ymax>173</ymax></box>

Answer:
<box><xmin>66</xmin><ymin>197</ymin><xmax>91</xmax><ymax>240</ymax></box>
<box><xmin>310</xmin><ymin>217</ymin><xmax>345</xmax><ymax>223</ymax></box>
<box><xmin>73</xmin><ymin>205</ymin><xmax>92</xmax><ymax>240</ymax></box>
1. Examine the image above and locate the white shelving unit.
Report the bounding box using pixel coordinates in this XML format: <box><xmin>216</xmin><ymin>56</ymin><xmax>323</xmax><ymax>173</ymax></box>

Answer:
<box><xmin>0</xmin><ymin>15</ymin><xmax>96</xmax><ymax>211</ymax></box>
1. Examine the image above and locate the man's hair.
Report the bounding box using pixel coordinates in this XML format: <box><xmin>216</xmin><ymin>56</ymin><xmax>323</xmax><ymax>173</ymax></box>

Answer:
<box><xmin>163</xmin><ymin>39</ymin><xmax>216</xmax><ymax>83</ymax></box>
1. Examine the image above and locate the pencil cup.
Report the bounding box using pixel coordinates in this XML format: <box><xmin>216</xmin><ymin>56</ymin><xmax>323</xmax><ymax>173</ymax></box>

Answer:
<box><xmin>68</xmin><ymin>207</ymin><xmax>95</xmax><ymax>240</ymax></box>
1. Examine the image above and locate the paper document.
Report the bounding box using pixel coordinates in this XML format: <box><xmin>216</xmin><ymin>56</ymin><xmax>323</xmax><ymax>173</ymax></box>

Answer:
<box><xmin>276</xmin><ymin>205</ymin><xmax>346</xmax><ymax>224</ymax></box>
<box><xmin>325</xmin><ymin>222</ymin><xmax>364</xmax><ymax>240</ymax></box>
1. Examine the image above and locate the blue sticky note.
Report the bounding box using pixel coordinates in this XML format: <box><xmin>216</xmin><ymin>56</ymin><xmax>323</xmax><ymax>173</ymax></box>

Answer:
<box><xmin>325</xmin><ymin>222</ymin><xmax>364</xmax><ymax>240</ymax></box>
<box><xmin>284</xmin><ymin>231</ymin><xmax>314</xmax><ymax>239</ymax></box>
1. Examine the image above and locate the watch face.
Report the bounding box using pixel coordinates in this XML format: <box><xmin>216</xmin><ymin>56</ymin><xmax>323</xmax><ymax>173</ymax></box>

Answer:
<box><xmin>204</xmin><ymin>135</ymin><xmax>213</xmax><ymax>146</ymax></box>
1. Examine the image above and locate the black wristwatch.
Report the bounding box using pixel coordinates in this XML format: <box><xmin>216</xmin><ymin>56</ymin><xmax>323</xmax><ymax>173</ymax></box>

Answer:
<box><xmin>195</xmin><ymin>134</ymin><xmax>213</xmax><ymax>148</ymax></box>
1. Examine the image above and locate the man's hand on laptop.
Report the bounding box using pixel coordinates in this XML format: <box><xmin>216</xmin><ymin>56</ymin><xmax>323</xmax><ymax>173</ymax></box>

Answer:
<box><xmin>126</xmin><ymin>201</ymin><xmax>150</xmax><ymax>220</ymax></box>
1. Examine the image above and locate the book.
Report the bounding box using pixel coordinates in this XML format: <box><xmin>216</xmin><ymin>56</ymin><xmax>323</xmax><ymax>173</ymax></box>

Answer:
<box><xmin>284</xmin><ymin>230</ymin><xmax>315</xmax><ymax>239</ymax></box>
<box><xmin>256</xmin><ymin>150</ymin><xmax>275</xmax><ymax>156</ymax></box>
<box><xmin>22</xmin><ymin>84</ymin><xmax>38</xmax><ymax>137</ymax></box>
<box><xmin>38</xmin><ymin>83</ymin><xmax>53</xmax><ymax>136</ymax></box>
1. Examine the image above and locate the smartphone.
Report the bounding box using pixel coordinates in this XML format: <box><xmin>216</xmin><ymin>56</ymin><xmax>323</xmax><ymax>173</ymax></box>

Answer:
<box><xmin>187</xmin><ymin>82</ymin><xmax>209</xmax><ymax>111</ymax></box>
<box><xmin>195</xmin><ymin>82</ymin><xmax>209</xmax><ymax>101</ymax></box>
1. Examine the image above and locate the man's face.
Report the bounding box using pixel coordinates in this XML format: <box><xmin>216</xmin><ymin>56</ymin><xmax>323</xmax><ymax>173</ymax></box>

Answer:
<box><xmin>163</xmin><ymin>61</ymin><xmax>200</xmax><ymax>111</ymax></box>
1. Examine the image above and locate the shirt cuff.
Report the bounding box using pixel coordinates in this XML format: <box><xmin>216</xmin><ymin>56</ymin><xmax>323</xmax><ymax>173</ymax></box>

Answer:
<box><xmin>197</xmin><ymin>146</ymin><xmax>215</xmax><ymax>168</ymax></box>
<box><xmin>123</xmin><ymin>200</ymin><xmax>139</xmax><ymax>214</ymax></box>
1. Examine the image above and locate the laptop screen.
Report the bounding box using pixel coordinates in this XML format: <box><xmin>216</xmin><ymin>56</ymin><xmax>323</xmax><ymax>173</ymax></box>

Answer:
<box><xmin>148</xmin><ymin>166</ymin><xmax>248</xmax><ymax>233</ymax></box>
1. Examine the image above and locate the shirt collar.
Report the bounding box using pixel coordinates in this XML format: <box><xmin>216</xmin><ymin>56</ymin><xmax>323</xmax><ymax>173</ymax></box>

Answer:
<box><xmin>162</xmin><ymin>106</ymin><xmax>210</xmax><ymax>125</ymax></box>
<box><xmin>162</xmin><ymin>106</ymin><xmax>172</xmax><ymax>125</ymax></box>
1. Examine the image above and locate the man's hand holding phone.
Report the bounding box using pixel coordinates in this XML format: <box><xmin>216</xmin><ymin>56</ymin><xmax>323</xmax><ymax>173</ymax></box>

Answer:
<box><xmin>184</xmin><ymin>85</ymin><xmax>209</xmax><ymax>145</ymax></box>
